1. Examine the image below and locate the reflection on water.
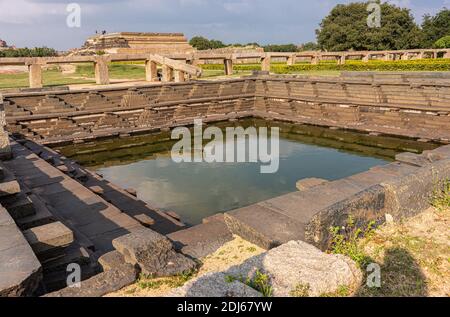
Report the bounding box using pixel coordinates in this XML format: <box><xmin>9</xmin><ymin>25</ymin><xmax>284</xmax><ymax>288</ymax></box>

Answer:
<box><xmin>55</xmin><ymin>119</ymin><xmax>438</xmax><ymax>225</ymax></box>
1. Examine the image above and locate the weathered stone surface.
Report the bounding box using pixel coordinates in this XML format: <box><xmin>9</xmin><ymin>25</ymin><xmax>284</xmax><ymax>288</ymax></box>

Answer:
<box><xmin>225</xmin><ymin>241</ymin><xmax>362</xmax><ymax>297</ymax></box>
<box><xmin>167</xmin><ymin>272</ymin><xmax>262</xmax><ymax>297</ymax></box>
<box><xmin>305</xmin><ymin>185</ymin><xmax>387</xmax><ymax>250</ymax></box>
<box><xmin>0</xmin><ymin>205</ymin><xmax>42</xmax><ymax>297</ymax></box>
<box><xmin>0</xmin><ymin>193</ymin><xmax>35</xmax><ymax>219</ymax></box>
<box><xmin>168</xmin><ymin>220</ymin><xmax>233</xmax><ymax>259</ymax></box>
<box><xmin>112</xmin><ymin>227</ymin><xmax>196</xmax><ymax>277</ymax></box>
<box><xmin>44</xmin><ymin>263</ymin><xmax>138</xmax><ymax>297</ymax></box>
<box><xmin>382</xmin><ymin>158</ymin><xmax>450</xmax><ymax>220</ymax></box>
<box><xmin>296</xmin><ymin>178</ymin><xmax>328</xmax><ymax>191</ymax></box>
<box><xmin>98</xmin><ymin>250</ymin><xmax>126</xmax><ymax>271</ymax></box>
<box><xmin>23</xmin><ymin>221</ymin><xmax>74</xmax><ymax>259</ymax></box>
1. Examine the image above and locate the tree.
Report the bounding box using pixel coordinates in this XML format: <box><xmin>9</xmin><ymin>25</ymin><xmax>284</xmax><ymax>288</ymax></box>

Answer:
<box><xmin>422</xmin><ymin>8</ymin><xmax>450</xmax><ymax>48</ymax></box>
<box><xmin>435</xmin><ymin>36</ymin><xmax>450</xmax><ymax>49</ymax></box>
<box><xmin>189</xmin><ymin>36</ymin><xmax>212</xmax><ymax>50</ymax></box>
<box><xmin>298</xmin><ymin>42</ymin><xmax>319</xmax><ymax>51</ymax></box>
<box><xmin>316</xmin><ymin>1</ymin><xmax>423</xmax><ymax>51</ymax></box>
<box><xmin>189</xmin><ymin>36</ymin><xmax>226</xmax><ymax>50</ymax></box>
<box><xmin>263</xmin><ymin>44</ymin><xmax>298</xmax><ymax>52</ymax></box>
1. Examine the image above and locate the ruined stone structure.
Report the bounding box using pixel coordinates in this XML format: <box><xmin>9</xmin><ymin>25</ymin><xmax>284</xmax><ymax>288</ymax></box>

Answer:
<box><xmin>82</xmin><ymin>32</ymin><xmax>195</xmax><ymax>55</ymax></box>
<box><xmin>1</xmin><ymin>72</ymin><xmax>450</xmax><ymax>297</ymax></box>
<box><xmin>1</xmin><ymin>48</ymin><xmax>449</xmax><ymax>89</ymax></box>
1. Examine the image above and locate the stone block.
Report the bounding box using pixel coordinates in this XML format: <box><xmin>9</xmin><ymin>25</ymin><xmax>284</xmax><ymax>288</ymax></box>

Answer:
<box><xmin>0</xmin><ymin>193</ymin><xmax>35</xmax><ymax>220</ymax></box>
<box><xmin>133</xmin><ymin>214</ymin><xmax>155</xmax><ymax>227</ymax></box>
<box><xmin>24</xmin><ymin>221</ymin><xmax>74</xmax><ymax>260</ymax></box>
<box><xmin>112</xmin><ymin>227</ymin><xmax>196</xmax><ymax>277</ymax></box>
<box><xmin>98</xmin><ymin>250</ymin><xmax>127</xmax><ymax>271</ymax></box>
<box><xmin>296</xmin><ymin>178</ymin><xmax>328</xmax><ymax>191</ymax></box>
<box><xmin>382</xmin><ymin>158</ymin><xmax>450</xmax><ymax>220</ymax></box>
<box><xmin>225</xmin><ymin>204</ymin><xmax>304</xmax><ymax>250</ymax></box>
<box><xmin>225</xmin><ymin>241</ymin><xmax>362</xmax><ymax>297</ymax></box>
<box><xmin>167</xmin><ymin>272</ymin><xmax>262</xmax><ymax>297</ymax></box>
<box><xmin>168</xmin><ymin>220</ymin><xmax>233</xmax><ymax>259</ymax></box>
<box><xmin>0</xmin><ymin>205</ymin><xmax>42</xmax><ymax>297</ymax></box>
<box><xmin>45</xmin><ymin>263</ymin><xmax>138</xmax><ymax>297</ymax></box>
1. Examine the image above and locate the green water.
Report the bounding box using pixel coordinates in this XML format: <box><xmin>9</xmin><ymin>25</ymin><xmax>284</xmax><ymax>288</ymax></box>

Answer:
<box><xmin>55</xmin><ymin>119</ymin><xmax>438</xmax><ymax>225</ymax></box>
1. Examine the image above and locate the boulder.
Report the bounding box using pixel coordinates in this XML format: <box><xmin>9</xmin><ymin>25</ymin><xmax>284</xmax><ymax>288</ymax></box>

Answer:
<box><xmin>224</xmin><ymin>240</ymin><xmax>362</xmax><ymax>297</ymax></box>
<box><xmin>112</xmin><ymin>227</ymin><xmax>196</xmax><ymax>277</ymax></box>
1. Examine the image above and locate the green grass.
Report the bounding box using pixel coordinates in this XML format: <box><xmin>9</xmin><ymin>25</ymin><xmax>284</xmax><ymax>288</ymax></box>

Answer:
<box><xmin>0</xmin><ymin>67</ymin><xmax>94</xmax><ymax>89</ymax></box>
<box><xmin>75</xmin><ymin>62</ymin><xmax>146</xmax><ymax>80</ymax></box>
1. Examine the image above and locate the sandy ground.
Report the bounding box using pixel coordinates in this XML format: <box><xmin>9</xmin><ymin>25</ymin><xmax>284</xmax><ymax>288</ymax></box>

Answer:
<box><xmin>105</xmin><ymin>235</ymin><xmax>264</xmax><ymax>297</ymax></box>
<box><xmin>358</xmin><ymin>207</ymin><xmax>450</xmax><ymax>297</ymax></box>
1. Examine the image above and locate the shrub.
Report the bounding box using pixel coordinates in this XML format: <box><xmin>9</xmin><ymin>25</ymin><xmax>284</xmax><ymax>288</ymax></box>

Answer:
<box><xmin>434</xmin><ymin>36</ymin><xmax>450</xmax><ymax>49</ymax></box>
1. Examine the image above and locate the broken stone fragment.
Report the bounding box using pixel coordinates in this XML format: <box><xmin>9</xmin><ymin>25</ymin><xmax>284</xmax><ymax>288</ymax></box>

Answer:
<box><xmin>112</xmin><ymin>227</ymin><xmax>197</xmax><ymax>277</ymax></box>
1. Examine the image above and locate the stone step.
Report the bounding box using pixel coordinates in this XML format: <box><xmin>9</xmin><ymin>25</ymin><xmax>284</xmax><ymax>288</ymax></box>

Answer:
<box><xmin>167</xmin><ymin>220</ymin><xmax>233</xmax><ymax>259</ymax></box>
<box><xmin>23</xmin><ymin>221</ymin><xmax>74</xmax><ymax>262</ymax></box>
<box><xmin>42</xmin><ymin>244</ymin><xmax>92</xmax><ymax>274</ymax></box>
<box><xmin>0</xmin><ymin>193</ymin><xmax>35</xmax><ymax>220</ymax></box>
<box><xmin>0</xmin><ymin>163</ymin><xmax>21</xmax><ymax>198</ymax></box>
<box><xmin>15</xmin><ymin>194</ymin><xmax>54</xmax><ymax>230</ymax></box>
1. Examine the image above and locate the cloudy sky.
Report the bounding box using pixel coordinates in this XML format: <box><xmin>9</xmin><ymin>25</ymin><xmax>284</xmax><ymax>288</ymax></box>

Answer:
<box><xmin>0</xmin><ymin>0</ymin><xmax>448</xmax><ymax>50</ymax></box>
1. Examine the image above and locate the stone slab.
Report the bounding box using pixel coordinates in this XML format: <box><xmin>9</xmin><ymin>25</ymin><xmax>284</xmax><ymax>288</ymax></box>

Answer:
<box><xmin>0</xmin><ymin>205</ymin><xmax>42</xmax><ymax>297</ymax></box>
<box><xmin>23</xmin><ymin>221</ymin><xmax>74</xmax><ymax>259</ymax></box>
<box><xmin>168</xmin><ymin>220</ymin><xmax>233</xmax><ymax>259</ymax></box>
<box><xmin>225</xmin><ymin>204</ymin><xmax>304</xmax><ymax>250</ymax></box>
<box><xmin>98</xmin><ymin>250</ymin><xmax>126</xmax><ymax>271</ymax></box>
<box><xmin>44</xmin><ymin>263</ymin><xmax>138</xmax><ymax>297</ymax></box>
<box><xmin>296</xmin><ymin>178</ymin><xmax>328</xmax><ymax>191</ymax></box>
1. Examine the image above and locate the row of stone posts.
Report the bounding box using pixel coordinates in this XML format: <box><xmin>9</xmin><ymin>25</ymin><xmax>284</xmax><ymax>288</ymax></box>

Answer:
<box><xmin>26</xmin><ymin>55</ymin><xmax>192</xmax><ymax>89</ymax></box>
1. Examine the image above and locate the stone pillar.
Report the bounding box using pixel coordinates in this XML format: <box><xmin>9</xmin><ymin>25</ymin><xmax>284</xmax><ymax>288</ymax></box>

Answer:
<box><xmin>418</xmin><ymin>52</ymin><xmax>425</xmax><ymax>59</ymax></box>
<box><xmin>311</xmin><ymin>55</ymin><xmax>319</xmax><ymax>65</ymax></box>
<box><xmin>383</xmin><ymin>54</ymin><xmax>390</xmax><ymax>61</ymax></box>
<box><xmin>401</xmin><ymin>53</ymin><xmax>409</xmax><ymax>61</ymax></box>
<box><xmin>261</xmin><ymin>56</ymin><xmax>271</xmax><ymax>72</ymax></box>
<box><xmin>444</xmin><ymin>51</ymin><xmax>450</xmax><ymax>59</ymax></box>
<box><xmin>94</xmin><ymin>57</ymin><xmax>110</xmax><ymax>85</ymax></box>
<box><xmin>224</xmin><ymin>59</ymin><xmax>233</xmax><ymax>75</ymax></box>
<box><xmin>174</xmin><ymin>70</ymin><xmax>186</xmax><ymax>83</ymax></box>
<box><xmin>162</xmin><ymin>65</ymin><xmax>173</xmax><ymax>82</ymax></box>
<box><xmin>0</xmin><ymin>94</ymin><xmax>11</xmax><ymax>160</ymax></box>
<box><xmin>362</xmin><ymin>54</ymin><xmax>370</xmax><ymax>62</ymax></box>
<box><xmin>338</xmin><ymin>55</ymin><xmax>346</xmax><ymax>65</ymax></box>
<box><xmin>28</xmin><ymin>64</ymin><xmax>43</xmax><ymax>89</ymax></box>
<box><xmin>287</xmin><ymin>55</ymin><xmax>296</xmax><ymax>66</ymax></box>
<box><xmin>145</xmin><ymin>60</ymin><xmax>158</xmax><ymax>82</ymax></box>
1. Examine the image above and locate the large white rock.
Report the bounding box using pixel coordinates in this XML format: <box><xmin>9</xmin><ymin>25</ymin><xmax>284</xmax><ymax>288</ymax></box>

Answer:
<box><xmin>225</xmin><ymin>240</ymin><xmax>362</xmax><ymax>297</ymax></box>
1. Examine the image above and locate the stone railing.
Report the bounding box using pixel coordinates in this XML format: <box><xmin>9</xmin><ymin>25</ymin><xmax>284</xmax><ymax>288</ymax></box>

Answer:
<box><xmin>0</xmin><ymin>54</ymin><xmax>203</xmax><ymax>89</ymax></box>
<box><xmin>2</xmin><ymin>48</ymin><xmax>450</xmax><ymax>89</ymax></box>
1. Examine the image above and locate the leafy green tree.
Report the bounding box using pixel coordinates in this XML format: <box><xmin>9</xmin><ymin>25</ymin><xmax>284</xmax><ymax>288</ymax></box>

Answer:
<box><xmin>422</xmin><ymin>8</ymin><xmax>450</xmax><ymax>48</ymax></box>
<box><xmin>298</xmin><ymin>42</ymin><xmax>319</xmax><ymax>51</ymax></box>
<box><xmin>189</xmin><ymin>36</ymin><xmax>212</xmax><ymax>50</ymax></box>
<box><xmin>209</xmin><ymin>39</ymin><xmax>226</xmax><ymax>49</ymax></box>
<box><xmin>263</xmin><ymin>44</ymin><xmax>298</xmax><ymax>52</ymax></box>
<box><xmin>0</xmin><ymin>47</ymin><xmax>58</xmax><ymax>57</ymax></box>
<box><xmin>316</xmin><ymin>1</ymin><xmax>423</xmax><ymax>51</ymax></box>
<box><xmin>434</xmin><ymin>36</ymin><xmax>450</xmax><ymax>49</ymax></box>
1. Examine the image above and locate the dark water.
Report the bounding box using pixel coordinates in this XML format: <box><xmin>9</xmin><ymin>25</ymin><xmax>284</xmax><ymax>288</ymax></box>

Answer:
<box><xmin>55</xmin><ymin>119</ymin><xmax>438</xmax><ymax>225</ymax></box>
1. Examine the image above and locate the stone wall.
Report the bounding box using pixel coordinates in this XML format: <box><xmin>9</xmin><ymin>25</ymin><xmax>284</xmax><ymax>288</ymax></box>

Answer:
<box><xmin>3</xmin><ymin>74</ymin><xmax>450</xmax><ymax>145</ymax></box>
